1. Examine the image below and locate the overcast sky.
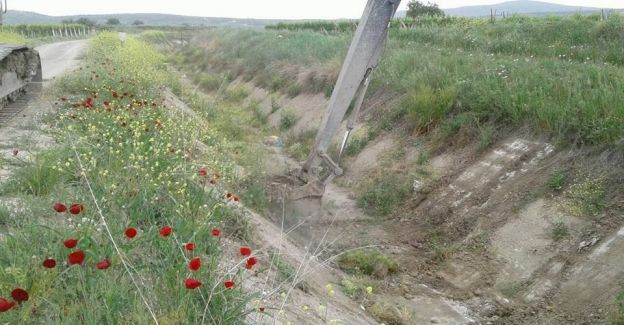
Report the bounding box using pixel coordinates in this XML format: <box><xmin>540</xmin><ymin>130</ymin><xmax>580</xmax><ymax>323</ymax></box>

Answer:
<box><xmin>8</xmin><ymin>0</ymin><xmax>624</xmax><ymax>19</ymax></box>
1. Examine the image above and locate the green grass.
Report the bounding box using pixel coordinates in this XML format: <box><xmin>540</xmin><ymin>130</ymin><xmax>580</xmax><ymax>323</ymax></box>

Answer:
<box><xmin>165</xmin><ymin>14</ymin><xmax>624</xmax><ymax>146</ymax></box>
<box><xmin>547</xmin><ymin>172</ymin><xmax>567</xmax><ymax>191</ymax></box>
<box><xmin>565</xmin><ymin>177</ymin><xmax>607</xmax><ymax>218</ymax></box>
<box><xmin>0</xmin><ymin>205</ymin><xmax>9</xmax><ymax>226</ymax></box>
<box><xmin>613</xmin><ymin>289</ymin><xmax>624</xmax><ymax>324</ymax></box>
<box><xmin>357</xmin><ymin>175</ymin><xmax>410</xmax><ymax>217</ymax></box>
<box><xmin>0</xmin><ymin>33</ymin><xmax>253</xmax><ymax>324</ymax></box>
<box><xmin>551</xmin><ymin>221</ymin><xmax>570</xmax><ymax>241</ymax></box>
<box><xmin>337</xmin><ymin>249</ymin><xmax>399</xmax><ymax>277</ymax></box>
<box><xmin>279</xmin><ymin>111</ymin><xmax>298</xmax><ymax>131</ymax></box>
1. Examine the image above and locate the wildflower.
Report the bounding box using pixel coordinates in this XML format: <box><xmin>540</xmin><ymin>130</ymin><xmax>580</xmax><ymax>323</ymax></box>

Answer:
<box><xmin>226</xmin><ymin>192</ymin><xmax>233</xmax><ymax>199</ymax></box>
<box><xmin>233</xmin><ymin>196</ymin><xmax>239</xmax><ymax>204</ymax></box>
<box><xmin>42</xmin><ymin>258</ymin><xmax>56</xmax><ymax>268</ymax></box>
<box><xmin>240</xmin><ymin>246</ymin><xmax>251</xmax><ymax>256</ymax></box>
<box><xmin>125</xmin><ymin>227</ymin><xmax>137</xmax><ymax>239</ymax></box>
<box><xmin>245</xmin><ymin>257</ymin><xmax>257</xmax><ymax>270</ymax></box>
<box><xmin>11</xmin><ymin>288</ymin><xmax>28</xmax><ymax>303</ymax></box>
<box><xmin>0</xmin><ymin>298</ymin><xmax>15</xmax><ymax>312</ymax></box>
<box><xmin>211</xmin><ymin>229</ymin><xmax>221</xmax><ymax>236</ymax></box>
<box><xmin>366</xmin><ymin>286</ymin><xmax>373</xmax><ymax>294</ymax></box>
<box><xmin>185</xmin><ymin>278</ymin><xmax>202</xmax><ymax>289</ymax></box>
<box><xmin>53</xmin><ymin>203</ymin><xmax>67</xmax><ymax>213</ymax></box>
<box><xmin>68</xmin><ymin>250</ymin><xmax>86</xmax><ymax>265</ymax></box>
<box><xmin>185</xmin><ymin>242</ymin><xmax>195</xmax><ymax>251</ymax></box>
<box><xmin>112</xmin><ymin>91</ymin><xmax>119</xmax><ymax>98</ymax></box>
<box><xmin>69</xmin><ymin>204</ymin><xmax>85</xmax><ymax>215</ymax></box>
<box><xmin>189</xmin><ymin>258</ymin><xmax>201</xmax><ymax>271</ymax></box>
<box><xmin>63</xmin><ymin>239</ymin><xmax>78</xmax><ymax>249</ymax></box>
<box><xmin>96</xmin><ymin>259</ymin><xmax>111</xmax><ymax>270</ymax></box>
<box><xmin>259</xmin><ymin>307</ymin><xmax>265</xmax><ymax>312</ymax></box>
<box><xmin>83</xmin><ymin>97</ymin><xmax>94</xmax><ymax>108</ymax></box>
<box><xmin>224</xmin><ymin>281</ymin><xmax>235</xmax><ymax>289</ymax></box>
<box><xmin>159</xmin><ymin>226</ymin><xmax>173</xmax><ymax>237</ymax></box>
<box><xmin>103</xmin><ymin>101</ymin><xmax>110</xmax><ymax>106</ymax></box>
<box><xmin>198</xmin><ymin>168</ymin><xmax>208</xmax><ymax>177</ymax></box>
<box><xmin>60</xmin><ymin>97</ymin><xmax>67</xmax><ymax>102</ymax></box>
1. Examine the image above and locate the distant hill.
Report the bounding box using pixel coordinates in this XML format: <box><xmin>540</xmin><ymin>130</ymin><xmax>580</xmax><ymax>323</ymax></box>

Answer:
<box><xmin>396</xmin><ymin>0</ymin><xmax>620</xmax><ymax>18</ymax></box>
<box><xmin>3</xmin><ymin>10</ymin><xmax>278</xmax><ymax>27</ymax></box>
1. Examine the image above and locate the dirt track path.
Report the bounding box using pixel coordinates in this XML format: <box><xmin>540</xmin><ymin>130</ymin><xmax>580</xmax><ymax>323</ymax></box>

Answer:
<box><xmin>37</xmin><ymin>40</ymin><xmax>88</xmax><ymax>81</ymax></box>
<box><xmin>0</xmin><ymin>40</ymin><xmax>87</xmax><ymax>181</ymax></box>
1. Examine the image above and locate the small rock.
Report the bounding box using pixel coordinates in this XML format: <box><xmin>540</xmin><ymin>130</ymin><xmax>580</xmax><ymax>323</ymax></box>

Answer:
<box><xmin>578</xmin><ymin>237</ymin><xmax>600</xmax><ymax>252</ymax></box>
<box><xmin>430</xmin><ymin>317</ymin><xmax>440</xmax><ymax>324</ymax></box>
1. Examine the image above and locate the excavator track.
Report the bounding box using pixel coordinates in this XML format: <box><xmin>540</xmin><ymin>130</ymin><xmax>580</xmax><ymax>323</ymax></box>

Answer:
<box><xmin>0</xmin><ymin>45</ymin><xmax>42</xmax><ymax>126</ymax></box>
<box><xmin>0</xmin><ymin>90</ymin><xmax>31</xmax><ymax>126</ymax></box>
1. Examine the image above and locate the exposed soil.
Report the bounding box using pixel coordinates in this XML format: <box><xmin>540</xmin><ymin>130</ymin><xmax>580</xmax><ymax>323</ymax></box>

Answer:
<box><xmin>232</xmin><ymin>78</ymin><xmax>624</xmax><ymax>325</ymax></box>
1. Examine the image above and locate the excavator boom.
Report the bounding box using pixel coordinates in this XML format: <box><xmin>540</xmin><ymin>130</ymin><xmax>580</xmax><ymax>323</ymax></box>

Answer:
<box><xmin>291</xmin><ymin>0</ymin><xmax>401</xmax><ymax>200</ymax></box>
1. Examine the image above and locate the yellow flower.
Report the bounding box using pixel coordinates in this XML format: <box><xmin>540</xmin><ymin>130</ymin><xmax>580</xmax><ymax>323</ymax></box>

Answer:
<box><xmin>366</xmin><ymin>286</ymin><xmax>373</xmax><ymax>295</ymax></box>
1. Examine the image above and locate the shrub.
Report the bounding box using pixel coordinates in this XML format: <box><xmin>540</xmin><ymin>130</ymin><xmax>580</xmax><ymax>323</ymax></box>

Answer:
<box><xmin>358</xmin><ymin>175</ymin><xmax>410</xmax><ymax>216</ymax></box>
<box><xmin>565</xmin><ymin>177</ymin><xmax>606</xmax><ymax>218</ymax></box>
<box><xmin>337</xmin><ymin>249</ymin><xmax>399</xmax><ymax>276</ymax></box>
<box><xmin>279</xmin><ymin>111</ymin><xmax>298</xmax><ymax>130</ymax></box>
<box><xmin>551</xmin><ymin>221</ymin><xmax>569</xmax><ymax>241</ymax></box>
<box><xmin>547</xmin><ymin>172</ymin><xmax>567</xmax><ymax>191</ymax></box>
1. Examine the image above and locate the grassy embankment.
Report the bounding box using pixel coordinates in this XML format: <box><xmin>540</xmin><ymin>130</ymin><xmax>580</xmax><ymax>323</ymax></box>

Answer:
<box><xmin>167</xmin><ymin>13</ymin><xmax>624</xmax><ymax>215</ymax></box>
<box><xmin>0</xmin><ymin>33</ymin><xmax>261</xmax><ymax>323</ymax></box>
<box><xmin>148</xmin><ymin>15</ymin><xmax>624</xmax><ymax>322</ymax></box>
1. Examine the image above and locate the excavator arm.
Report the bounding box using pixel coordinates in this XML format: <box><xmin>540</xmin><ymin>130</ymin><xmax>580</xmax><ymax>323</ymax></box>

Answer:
<box><xmin>292</xmin><ymin>0</ymin><xmax>401</xmax><ymax>200</ymax></box>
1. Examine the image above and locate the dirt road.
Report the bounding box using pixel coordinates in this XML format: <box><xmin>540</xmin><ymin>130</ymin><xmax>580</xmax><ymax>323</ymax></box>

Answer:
<box><xmin>37</xmin><ymin>40</ymin><xmax>87</xmax><ymax>80</ymax></box>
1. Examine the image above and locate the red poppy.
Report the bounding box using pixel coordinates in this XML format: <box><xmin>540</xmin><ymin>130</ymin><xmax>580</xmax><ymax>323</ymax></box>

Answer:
<box><xmin>83</xmin><ymin>97</ymin><xmax>94</xmax><ymax>108</ymax></box>
<box><xmin>185</xmin><ymin>243</ymin><xmax>195</xmax><ymax>251</ymax></box>
<box><xmin>209</xmin><ymin>179</ymin><xmax>216</xmax><ymax>185</ymax></box>
<box><xmin>214</xmin><ymin>173</ymin><xmax>221</xmax><ymax>179</ymax></box>
<box><xmin>68</xmin><ymin>250</ymin><xmax>85</xmax><ymax>265</ymax></box>
<box><xmin>233</xmin><ymin>196</ymin><xmax>239</xmax><ymax>204</ymax></box>
<box><xmin>189</xmin><ymin>258</ymin><xmax>201</xmax><ymax>271</ymax></box>
<box><xmin>160</xmin><ymin>226</ymin><xmax>173</xmax><ymax>237</ymax></box>
<box><xmin>259</xmin><ymin>307</ymin><xmax>265</xmax><ymax>312</ymax></box>
<box><xmin>0</xmin><ymin>298</ymin><xmax>15</xmax><ymax>312</ymax></box>
<box><xmin>60</xmin><ymin>97</ymin><xmax>67</xmax><ymax>102</ymax></box>
<box><xmin>63</xmin><ymin>239</ymin><xmax>78</xmax><ymax>249</ymax></box>
<box><xmin>245</xmin><ymin>257</ymin><xmax>257</xmax><ymax>270</ymax></box>
<box><xmin>69</xmin><ymin>204</ymin><xmax>84</xmax><ymax>215</ymax></box>
<box><xmin>42</xmin><ymin>258</ymin><xmax>56</xmax><ymax>268</ymax></box>
<box><xmin>185</xmin><ymin>278</ymin><xmax>202</xmax><ymax>289</ymax></box>
<box><xmin>198</xmin><ymin>168</ymin><xmax>208</xmax><ymax>177</ymax></box>
<box><xmin>112</xmin><ymin>91</ymin><xmax>119</xmax><ymax>98</ymax></box>
<box><xmin>125</xmin><ymin>227</ymin><xmax>137</xmax><ymax>239</ymax></box>
<box><xmin>53</xmin><ymin>203</ymin><xmax>66</xmax><ymax>213</ymax></box>
<box><xmin>224</xmin><ymin>281</ymin><xmax>235</xmax><ymax>289</ymax></box>
<box><xmin>97</xmin><ymin>259</ymin><xmax>111</xmax><ymax>270</ymax></box>
<box><xmin>226</xmin><ymin>192</ymin><xmax>233</xmax><ymax>199</ymax></box>
<box><xmin>10</xmin><ymin>288</ymin><xmax>28</xmax><ymax>303</ymax></box>
<box><xmin>211</xmin><ymin>229</ymin><xmax>221</xmax><ymax>236</ymax></box>
<box><xmin>240</xmin><ymin>247</ymin><xmax>251</xmax><ymax>256</ymax></box>
<box><xmin>103</xmin><ymin>101</ymin><xmax>110</xmax><ymax>106</ymax></box>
